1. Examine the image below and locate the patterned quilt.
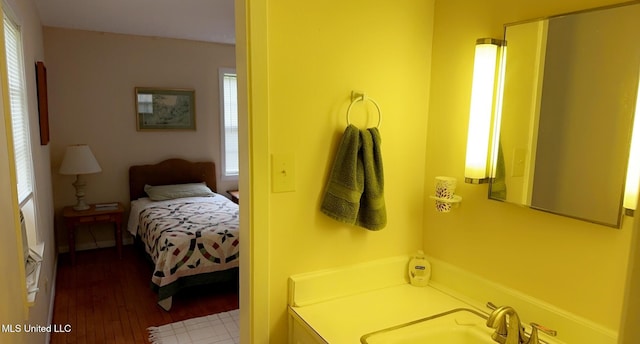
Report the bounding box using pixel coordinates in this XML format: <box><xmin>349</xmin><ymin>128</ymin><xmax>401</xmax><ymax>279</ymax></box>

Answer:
<box><xmin>136</xmin><ymin>195</ymin><xmax>239</xmax><ymax>291</ymax></box>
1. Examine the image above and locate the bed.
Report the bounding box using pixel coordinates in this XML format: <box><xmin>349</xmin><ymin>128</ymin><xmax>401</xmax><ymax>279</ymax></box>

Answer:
<box><xmin>127</xmin><ymin>158</ymin><xmax>239</xmax><ymax>310</ymax></box>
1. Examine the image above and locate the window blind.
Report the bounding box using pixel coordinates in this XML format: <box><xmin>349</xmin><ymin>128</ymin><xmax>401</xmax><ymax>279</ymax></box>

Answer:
<box><xmin>4</xmin><ymin>15</ymin><xmax>33</xmax><ymax>204</ymax></box>
<box><xmin>222</xmin><ymin>73</ymin><xmax>239</xmax><ymax>176</ymax></box>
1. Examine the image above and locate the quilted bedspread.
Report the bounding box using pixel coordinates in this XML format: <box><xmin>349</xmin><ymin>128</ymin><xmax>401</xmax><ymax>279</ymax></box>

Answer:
<box><xmin>136</xmin><ymin>195</ymin><xmax>239</xmax><ymax>290</ymax></box>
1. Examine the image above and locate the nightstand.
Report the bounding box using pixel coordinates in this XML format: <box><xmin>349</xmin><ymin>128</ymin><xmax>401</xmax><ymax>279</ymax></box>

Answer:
<box><xmin>227</xmin><ymin>190</ymin><xmax>239</xmax><ymax>204</ymax></box>
<box><xmin>63</xmin><ymin>202</ymin><xmax>124</xmax><ymax>264</ymax></box>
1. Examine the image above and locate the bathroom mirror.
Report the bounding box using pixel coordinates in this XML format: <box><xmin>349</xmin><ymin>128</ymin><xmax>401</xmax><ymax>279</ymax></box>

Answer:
<box><xmin>489</xmin><ymin>2</ymin><xmax>640</xmax><ymax>228</ymax></box>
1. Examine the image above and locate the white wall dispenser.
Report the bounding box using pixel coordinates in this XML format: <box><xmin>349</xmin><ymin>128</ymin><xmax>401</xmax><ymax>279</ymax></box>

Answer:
<box><xmin>430</xmin><ymin>176</ymin><xmax>462</xmax><ymax>212</ymax></box>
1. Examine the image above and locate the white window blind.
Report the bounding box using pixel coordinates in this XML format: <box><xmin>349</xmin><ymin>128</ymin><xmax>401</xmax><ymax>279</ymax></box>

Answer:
<box><xmin>4</xmin><ymin>14</ymin><xmax>33</xmax><ymax>204</ymax></box>
<box><xmin>221</xmin><ymin>71</ymin><xmax>238</xmax><ymax>177</ymax></box>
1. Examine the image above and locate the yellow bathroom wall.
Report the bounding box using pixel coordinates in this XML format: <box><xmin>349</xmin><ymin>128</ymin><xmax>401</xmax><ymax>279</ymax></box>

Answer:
<box><xmin>244</xmin><ymin>0</ymin><xmax>435</xmax><ymax>341</ymax></box>
<box><xmin>425</xmin><ymin>0</ymin><xmax>633</xmax><ymax>331</ymax></box>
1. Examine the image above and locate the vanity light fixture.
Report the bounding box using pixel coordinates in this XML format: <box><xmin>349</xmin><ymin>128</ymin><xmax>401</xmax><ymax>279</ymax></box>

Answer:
<box><xmin>464</xmin><ymin>38</ymin><xmax>505</xmax><ymax>184</ymax></box>
<box><xmin>623</xmin><ymin>75</ymin><xmax>640</xmax><ymax>215</ymax></box>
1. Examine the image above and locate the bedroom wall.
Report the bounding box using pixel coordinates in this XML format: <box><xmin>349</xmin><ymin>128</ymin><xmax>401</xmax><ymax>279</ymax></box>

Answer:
<box><xmin>42</xmin><ymin>28</ymin><xmax>236</xmax><ymax>250</ymax></box>
<box><xmin>238</xmin><ymin>0</ymin><xmax>435</xmax><ymax>341</ymax></box>
<box><xmin>424</xmin><ymin>0</ymin><xmax>634</xmax><ymax>333</ymax></box>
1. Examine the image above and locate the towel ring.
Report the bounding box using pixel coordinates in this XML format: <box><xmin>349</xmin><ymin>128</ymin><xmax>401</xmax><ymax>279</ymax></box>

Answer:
<box><xmin>346</xmin><ymin>95</ymin><xmax>382</xmax><ymax>128</ymax></box>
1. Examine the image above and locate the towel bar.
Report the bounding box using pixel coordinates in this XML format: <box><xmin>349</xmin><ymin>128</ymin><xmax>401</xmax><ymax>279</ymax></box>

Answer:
<box><xmin>346</xmin><ymin>93</ymin><xmax>382</xmax><ymax>128</ymax></box>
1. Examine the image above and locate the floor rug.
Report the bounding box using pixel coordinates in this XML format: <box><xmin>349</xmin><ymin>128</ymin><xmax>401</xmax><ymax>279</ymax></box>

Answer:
<box><xmin>147</xmin><ymin>309</ymin><xmax>239</xmax><ymax>344</ymax></box>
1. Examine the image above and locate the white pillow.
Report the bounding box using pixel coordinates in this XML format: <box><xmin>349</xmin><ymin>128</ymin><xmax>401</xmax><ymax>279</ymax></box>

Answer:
<box><xmin>144</xmin><ymin>182</ymin><xmax>215</xmax><ymax>201</ymax></box>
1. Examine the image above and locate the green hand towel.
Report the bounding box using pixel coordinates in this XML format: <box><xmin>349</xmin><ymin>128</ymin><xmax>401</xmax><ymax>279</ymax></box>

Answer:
<box><xmin>321</xmin><ymin>125</ymin><xmax>364</xmax><ymax>225</ymax></box>
<box><xmin>357</xmin><ymin>127</ymin><xmax>386</xmax><ymax>230</ymax></box>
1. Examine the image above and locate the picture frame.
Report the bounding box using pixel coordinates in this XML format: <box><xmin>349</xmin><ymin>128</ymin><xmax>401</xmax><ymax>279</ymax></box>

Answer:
<box><xmin>135</xmin><ymin>87</ymin><xmax>196</xmax><ymax>131</ymax></box>
<box><xmin>35</xmin><ymin>61</ymin><xmax>49</xmax><ymax>145</ymax></box>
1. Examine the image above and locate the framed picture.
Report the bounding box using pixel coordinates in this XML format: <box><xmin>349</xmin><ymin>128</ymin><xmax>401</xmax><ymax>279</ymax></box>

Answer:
<box><xmin>35</xmin><ymin>61</ymin><xmax>49</xmax><ymax>145</ymax></box>
<box><xmin>135</xmin><ymin>87</ymin><xmax>196</xmax><ymax>131</ymax></box>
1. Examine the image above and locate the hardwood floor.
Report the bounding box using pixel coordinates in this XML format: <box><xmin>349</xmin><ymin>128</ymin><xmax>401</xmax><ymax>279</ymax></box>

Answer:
<box><xmin>50</xmin><ymin>245</ymin><xmax>239</xmax><ymax>344</ymax></box>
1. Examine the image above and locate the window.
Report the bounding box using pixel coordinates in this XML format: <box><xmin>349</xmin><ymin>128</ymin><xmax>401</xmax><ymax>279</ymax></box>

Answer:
<box><xmin>4</xmin><ymin>14</ymin><xmax>32</xmax><ymax>205</ymax></box>
<box><xmin>4</xmin><ymin>7</ymin><xmax>43</xmax><ymax>305</ymax></box>
<box><xmin>220</xmin><ymin>68</ymin><xmax>238</xmax><ymax>178</ymax></box>
<box><xmin>4</xmin><ymin>13</ymin><xmax>38</xmax><ymax>247</ymax></box>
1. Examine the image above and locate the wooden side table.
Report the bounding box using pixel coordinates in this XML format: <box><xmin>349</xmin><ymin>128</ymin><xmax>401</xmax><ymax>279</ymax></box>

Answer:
<box><xmin>63</xmin><ymin>203</ymin><xmax>125</xmax><ymax>264</ymax></box>
<box><xmin>227</xmin><ymin>190</ymin><xmax>239</xmax><ymax>204</ymax></box>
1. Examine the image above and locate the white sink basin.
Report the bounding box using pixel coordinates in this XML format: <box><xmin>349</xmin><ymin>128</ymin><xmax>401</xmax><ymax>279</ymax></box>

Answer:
<box><xmin>361</xmin><ymin>308</ymin><xmax>496</xmax><ymax>344</ymax></box>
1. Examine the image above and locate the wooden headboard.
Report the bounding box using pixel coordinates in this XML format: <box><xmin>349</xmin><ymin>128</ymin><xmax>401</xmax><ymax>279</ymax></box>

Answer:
<box><xmin>128</xmin><ymin>158</ymin><xmax>217</xmax><ymax>200</ymax></box>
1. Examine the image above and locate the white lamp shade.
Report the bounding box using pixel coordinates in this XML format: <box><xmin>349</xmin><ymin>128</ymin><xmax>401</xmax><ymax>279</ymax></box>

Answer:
<box><xmin>59</xmin><ymin>145</ymin><xmax>102</xmax><ymax>175</ymax></box>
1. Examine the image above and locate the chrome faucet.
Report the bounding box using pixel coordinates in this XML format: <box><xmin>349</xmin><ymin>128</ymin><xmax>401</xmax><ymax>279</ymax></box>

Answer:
<box><xmin>485</xmin><ymin>302</ymin><xmax>557</xmax><ymax>344</ymax></box>
<box><xmin>486</xmin><ymin>305</ymin><xmax>528</xmax><ymax>344</ymax></box>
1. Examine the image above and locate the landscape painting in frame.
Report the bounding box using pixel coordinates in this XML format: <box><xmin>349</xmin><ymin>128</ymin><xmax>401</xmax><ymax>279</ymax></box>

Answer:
<box><xmin>135</xmin><ymin>87</ymin><xmax>196</xmax><ymax>130</ymax></box>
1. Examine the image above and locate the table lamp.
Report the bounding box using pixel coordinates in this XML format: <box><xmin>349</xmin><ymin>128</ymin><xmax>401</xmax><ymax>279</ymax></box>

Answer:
<box><xmin>59</xmin><ymin>144</ymin><xmax>102</xmax><ymax>211</ymax></box>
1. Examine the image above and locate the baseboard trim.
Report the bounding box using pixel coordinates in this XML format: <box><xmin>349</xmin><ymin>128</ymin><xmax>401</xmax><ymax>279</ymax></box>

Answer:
<box><xmin>57</xmin><ymin>237</ymin><xmax>134</xmax><ymax>253</ymax></box>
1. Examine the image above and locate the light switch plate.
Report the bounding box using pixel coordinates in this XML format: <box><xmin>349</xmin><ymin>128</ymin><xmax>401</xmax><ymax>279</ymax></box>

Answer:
<box><xmin>272</xmin><ymin>153</ymin><xmax>296</xmax><ymax>192</ymax></box>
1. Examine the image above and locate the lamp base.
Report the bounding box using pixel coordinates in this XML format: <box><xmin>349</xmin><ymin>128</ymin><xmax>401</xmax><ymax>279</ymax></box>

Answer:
<box><xmin>72</xmin><ymin>174</ymin><xmax>91</xmax><ymax>211</ymax></box>
<box><xmin>73</xmin><ymin>201</ymin><xmax>90</xmax><ymax>211</ymax></box>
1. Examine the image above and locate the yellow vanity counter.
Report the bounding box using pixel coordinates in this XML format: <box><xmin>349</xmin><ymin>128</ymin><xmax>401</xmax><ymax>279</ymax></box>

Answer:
<box><xmin>288</xmin><ymin>255</ymin><xmax>614</xmax><ymax>344</ymax></box>
<box><xmin>289</xmin><ymin>283</ymin><xmax>484</xmax><ymax>343</ymax></box>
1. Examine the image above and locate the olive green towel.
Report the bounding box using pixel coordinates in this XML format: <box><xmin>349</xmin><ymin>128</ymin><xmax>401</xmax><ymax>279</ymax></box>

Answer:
<box><xmin>321</xmin><ymin>125</ymin><xmax>386</xmax><ymax>231</ymax></box>
<box><xmin>356</xmin><ymin>127</ymin><xmax>386</xmax><ymax>230</ymax></box>
<box><xmin>321</xmin><ymin>125</ymin><xmax>363</xmax><ymax>225</ymax></box>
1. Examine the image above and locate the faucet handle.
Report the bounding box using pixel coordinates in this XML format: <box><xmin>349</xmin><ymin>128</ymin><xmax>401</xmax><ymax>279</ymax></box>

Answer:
<box><xmin>530</xmin><ymin>322</ymin><xmax>557</xmax><ymax>337</ymax></box>
<box><xmin>486</xmin><ymin>301</ymin><xmax>498</xmax><ymax>310</ymax></box>
<box><xmin>527</xmin><ymin>322</ymin><xmax>558</xmax><ymax>344</ymax></box>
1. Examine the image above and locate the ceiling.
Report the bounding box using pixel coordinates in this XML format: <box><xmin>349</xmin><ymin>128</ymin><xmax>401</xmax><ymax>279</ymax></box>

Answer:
<box><xmin>33</xmin><ymin>0</ymin><xmax>236</xmax><ymax>44</ymax></box>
